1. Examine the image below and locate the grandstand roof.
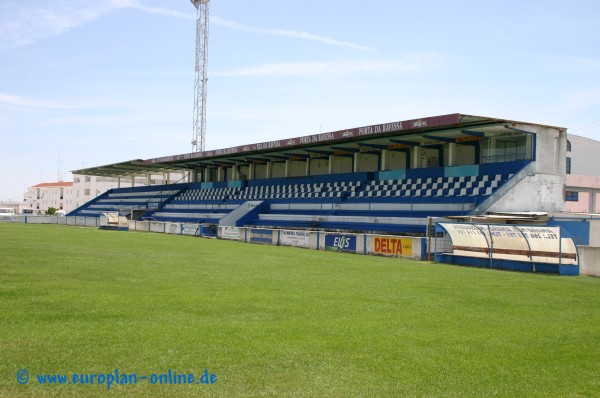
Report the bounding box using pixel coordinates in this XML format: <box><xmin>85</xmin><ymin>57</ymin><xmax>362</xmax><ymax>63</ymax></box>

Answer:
<box><xmin>71</xmin><ymin>113</ymin><xmax>565</xmax><ymax>178</ymax></box>
<box><xmin>71</xmin><ymin>159</ymin><xmax>192</xmax><ymax>178</ymax></box>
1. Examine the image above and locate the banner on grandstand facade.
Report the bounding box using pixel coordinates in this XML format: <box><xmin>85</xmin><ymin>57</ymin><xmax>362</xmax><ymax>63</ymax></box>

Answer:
<box><xmin>181</xmin><ymin>223</ymin><xmax>200</xmax><ymax>236</ymax></box>
<box><xmin>150</xmin><ymin>222</ymin><xmax>165</xmax><ymax>233</ymax></box>
<box><xmin>325</xmin><ymin>234</ymin><xmax>357</xmax><ymax>253</ymax></box>
<box><xmin>145</xmin><ymin>114</ymin><xmax>460</xmax><ymax>164</ymax></box>
<box><xmin>166</xmin><ymin>223</ymin><xmax>181</xmax><ymax>234</ymax></box>
<box><xmin>368</xmin><ymin>235</ymin><xmax>414</xmax><ymax>257</ymax></box>
<box><xmin>249</xmin><ymin>228</ymin><xmax>274</xmax><ymax>245</ymax></box>
<box><xmin>220</xmin><ymin>226</ymin><xmax>243</xmax><ymax>241</ymax></box>
<box><xmin>279</xmin><ymin>230</ymin><xmax>310</xmax><ymax>248</ymax></box>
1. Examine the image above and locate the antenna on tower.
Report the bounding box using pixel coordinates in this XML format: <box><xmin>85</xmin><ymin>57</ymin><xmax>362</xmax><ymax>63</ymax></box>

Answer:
<box><xmin>57</xmin><ymin>150</ymin><xmax>64</xmax><ymax>182</ymax></box>
<box><xmin>190</xmin><ymin>0</ymin><xmax>210</xmax><ymax>153</ymax></box>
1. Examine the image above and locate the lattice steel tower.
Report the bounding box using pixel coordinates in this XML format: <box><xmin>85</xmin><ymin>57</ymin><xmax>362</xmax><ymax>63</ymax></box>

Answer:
<box><xmin>190</xmin><ymin>0</ymin><xmax>209</xmax><ymax>152</ymax></box>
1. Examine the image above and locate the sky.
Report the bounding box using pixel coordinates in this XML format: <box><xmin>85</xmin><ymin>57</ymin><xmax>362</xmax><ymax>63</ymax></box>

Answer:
<box><xmin>1</xmin><ymin>0</ymin><xmax>600</xmax><ymax>201</ymax></box>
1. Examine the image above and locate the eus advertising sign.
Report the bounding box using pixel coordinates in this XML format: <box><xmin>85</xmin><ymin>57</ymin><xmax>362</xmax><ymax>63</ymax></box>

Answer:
<box><xmin>325</xmin><ymin>234</ymin><xmax>356</xmax><ymax>253</ymax></box>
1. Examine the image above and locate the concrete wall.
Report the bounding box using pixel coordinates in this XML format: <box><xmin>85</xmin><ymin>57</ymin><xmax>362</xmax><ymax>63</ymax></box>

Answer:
<box><xmin>489</xmin><ymin>173</ymin><xmax>566</xmax><ymax>213</ymax></box>
<box><xmin>309</xmin><ymin>158</ymin><xmax>329</xmax><ymax>175</ymax></box>
<box><xmin>485</xmin><ymin>124</ymin><xmax>567</xmax><ymax>213</ymax></box>
<box><xmin>591</xmin><ymin>221</ymin><xmax>600</xmax><ymax>246</ymax></box>
<box><xmin>288</xmin><ymin>160</ymin><xmax>306</xmax><ymax>177</ymax></box>
<box><xmin>255</xmin><ymin>164</ymin><xmax>267</xmax><ymax>179</ymax></box>
<box><xmin>217</xmin><ymin>227</ymin><xmax>427</xmax><ymax>260</ymax></box>
<box><xmin>356</xmin><ymin>153</ymin><xmax>379</xmax><ymax>172</ymax></box>
<box><xmin>517</xmin><ymin>123</ymin><xmax>567</xmax><ymax>176</ymax></box>
<box><xmin>454</xmin><ymin>144</ymin><xmax>476</xmax><ymax>166</ymax></box>
<box><xmin>577</xmin><ymin>246</ymin><xmax>600</xmax><ymax>277</ymax></box>
<box><xmin>331</xmin><ymin>156</ymin><xmax>353</xmax><ymax>174</ymax></box>
<box><xmin>383</xmin><ymin>150</ymin><xmax>406</xmax><ymax>170</ymax></box>
<box><xmin>271</xmin><ymin>162</ymin><xmax>285</xmax><ymax>178</ymax></box>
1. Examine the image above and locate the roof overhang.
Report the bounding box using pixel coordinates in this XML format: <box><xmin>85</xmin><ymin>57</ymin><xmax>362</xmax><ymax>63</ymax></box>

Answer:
<box><xmin>71</xmin><ymin>113</ymin><xmax>565</xmax><ymax>177</ymax></box>
<box><xmin>71</xmin><ymin>159</ymin><xmax>188</xmax><ymax>177</ymax></box>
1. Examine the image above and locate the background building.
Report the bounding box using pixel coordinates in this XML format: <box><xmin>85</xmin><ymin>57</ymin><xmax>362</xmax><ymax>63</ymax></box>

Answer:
<box><xmin>23</xmin><ymin>173</ymin><xmax>187</xmax><ymax>214</ymax></box>
<box><xmin>565</xmin><ymin>134</ymin><xmax>600</xmax><ymax>213</ymax></box>
<box><xmin>24</xmin><ymin>182</ymin><xmax>74</xmax><ymax>214</ymax></box>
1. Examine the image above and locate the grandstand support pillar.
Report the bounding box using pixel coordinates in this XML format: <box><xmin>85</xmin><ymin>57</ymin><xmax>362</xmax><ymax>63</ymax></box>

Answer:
<box><xmin>380</xmin><ymin>150</ymin><xmax>388</xmax><ymax>170</ymax></box>
<box><xmin>305</xmin><ymin>158</ymin><xmax>310</xmax><ymax>176</ymax></box>
<box><xmin>217</xmin><ymin>167</ymin><xmax>223</xmax><ymax>182</ymax></box>
<box><xmin>249</xmin><ymin>163</ymin><xmax>255</xmax><ymax>180</ymax></box>
<box><xmin>266</xmin><ymin>162</ymin><xmax>272</xmax><ymax>178</ymax></box>
<box><xmin>412</xmin><ymin>146</ymin><xmax>421</xmax><ymax>169</ymax></box>
<box><xmin>328</xmin><ymin>155</ymin><xmax>334</xmax><ymax>174</ymax></box>
<box><xmin>526</xmin><ymin>133</ymin><xmax>534</xmax><ymax>160</ymax></box>
<box><xmin>353</xmin><ymin>153</ymin><xmax>359</xmax><ymax>173</ymax></box>
<box><xmin>489</xmin><ymin>137</ymin><xmax>497</xmax><ymax>162</ymax></box>
<box><xmin>285</xmin><ymin>160</ymin><xmax>290</xmax><ymax>177</ymax></box>
<box><xmin>204</xmin><ymin>168</ymin><xmax>210</xmax><ymax>183</ymax></box>
<box><xmin>146</xmin><ymin>174</ymin><xmax>151</xmax><ymax>186</ymax></box>
<box><xmin>118</xmin><ymin>177</ymin><xmax>121</xmax><ymax>188</ymax></box>
<box><xmin>448</xmin><ymin>143</ymin><xmax>456</xmax><ymax>166</ymax></box>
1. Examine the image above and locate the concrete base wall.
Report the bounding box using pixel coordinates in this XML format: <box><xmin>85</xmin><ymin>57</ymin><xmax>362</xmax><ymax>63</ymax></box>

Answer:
<box><xmin>577</xmin><ymin>246</ymin><xmax>600</xmax><ymax>277</ymax></box>
<box><xmin>488</xmin><ymin>174</ymin><xmax>566</xmax><ymax>213</ymax></box>
<box><xmin>590</xmin><ymin>221</ymin><xmax>600</xmax><ymax>247</ymax></box>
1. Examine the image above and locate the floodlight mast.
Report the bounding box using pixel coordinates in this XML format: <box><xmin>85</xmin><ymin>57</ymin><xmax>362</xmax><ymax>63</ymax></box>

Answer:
<box><xmin>191</xmin><ymin>0</ymin><xmax>209</xmax><ymax>153</ymax></box>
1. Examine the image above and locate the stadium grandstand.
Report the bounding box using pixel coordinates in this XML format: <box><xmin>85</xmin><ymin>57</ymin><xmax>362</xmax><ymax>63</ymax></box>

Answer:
<box><xmin>69</xmin><ymin>113</ymin><xmax>567</xmax><ymax>235</ymax></box>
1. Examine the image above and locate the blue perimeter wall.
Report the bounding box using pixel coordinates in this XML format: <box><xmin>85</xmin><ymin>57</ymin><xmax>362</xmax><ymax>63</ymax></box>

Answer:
<box><xmin>548</xmin><ymin>220</ymin><xmax>590</xmax><ymax>246</ymax></box>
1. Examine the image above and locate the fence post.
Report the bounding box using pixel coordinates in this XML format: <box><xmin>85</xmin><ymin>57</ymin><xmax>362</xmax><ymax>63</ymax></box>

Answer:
<box><xmin>488</xmin><ymin>224</ymin><xmax>494</xmax><ymax>268</ymax></box>
<box><xmin>559</xmin><ymin>227</ymin><xmax>563</xmax><ymax>267</ymax></box>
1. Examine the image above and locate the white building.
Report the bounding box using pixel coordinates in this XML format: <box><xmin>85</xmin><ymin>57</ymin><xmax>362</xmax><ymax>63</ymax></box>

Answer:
<box><xmin>564</xmin><ymin>134</ymin><xmax>600</xmax><ymax>213</ymax></box>
<box><xmin>24</xmin><ymin>182</ymin><xmax>75</xmax><ymax>214</ymax></box>
<box><xmin>23</xmin><ymin>173</ymin><xmax>187</xmax><ymax>214</ymax></box>
<box><xmin>71</xmin><ymin>173</ymin><xmax>186</xmax><ymax>210</ymax></box>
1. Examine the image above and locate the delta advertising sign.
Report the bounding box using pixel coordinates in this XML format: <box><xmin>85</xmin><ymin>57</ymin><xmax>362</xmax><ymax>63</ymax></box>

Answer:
<box><xmin>373</xmin><ymin>236</ymin><xmax>413</xmax><ymax>257</ymax></box>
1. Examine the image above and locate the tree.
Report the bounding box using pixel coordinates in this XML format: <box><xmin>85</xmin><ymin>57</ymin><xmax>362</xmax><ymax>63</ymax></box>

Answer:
<box><xmin>46</xmin><ymin>207</ymin><xmax>57</xmax><ymax>215</ymax></box>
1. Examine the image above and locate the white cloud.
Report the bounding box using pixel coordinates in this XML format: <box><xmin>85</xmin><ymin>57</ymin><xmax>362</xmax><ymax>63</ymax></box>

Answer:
<box><xmin>0</xmin><ymin>0</ymin><xmax>133</xmax><ymax>50</ymax></box>
<box><xmin>0</xmin><ymin>1</ymin><xmax>372</xmax><ymax>52</ymax></box>
<box><xmin>125</xmin><ymin>2</ymin><xmax>194</xmax><ymax>20</ymax></box>
<box><xmin>536</xmin><ymin>55</ymin><xmax>600</xmax><ymax>73</ymax></box>
<box><xmin>214</xmin><ymin>53</ymin><xmax>445</xmax><ymax>77</ymax></box>
<box><xmin>211</xmin><ymin>16</ymin><xmax>373</xmax><ymax>52</ymax></box>
<box><xmin>0</xmin><ymin>92</ymin><xmax>67</xmax><ymax>109</ymax></box>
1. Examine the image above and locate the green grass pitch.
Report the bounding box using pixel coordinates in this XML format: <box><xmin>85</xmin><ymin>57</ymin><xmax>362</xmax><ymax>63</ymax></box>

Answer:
<box><xmin>1</xmin><ymin>223</ymin><xmax>599</xmax><ymax>397</ymax></box>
